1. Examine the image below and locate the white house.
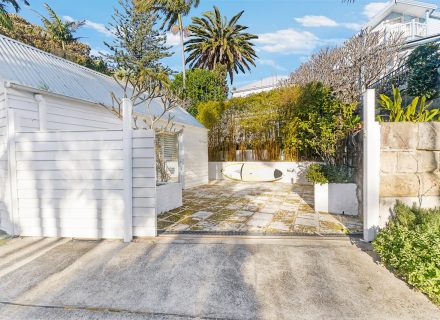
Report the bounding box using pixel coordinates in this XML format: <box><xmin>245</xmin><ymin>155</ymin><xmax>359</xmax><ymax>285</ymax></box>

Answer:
<box><xmin>367</xmin><ymin>0</ymin><xmax>440</xmax><ymax>41</ymax></box>
<box><xmin>0</xmin><ymin>34</ymin><xmax>208</xmax><ymax>240</ymax></box>
<box><xmin>230</xmin><ymin>76</ymin><xmax>288</xmax><ymax>98</ymax></box>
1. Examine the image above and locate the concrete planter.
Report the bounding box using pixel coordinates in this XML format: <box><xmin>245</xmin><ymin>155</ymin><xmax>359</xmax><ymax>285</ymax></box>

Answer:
<box><xmin>314</xmin><ymin>183</ymin><xmax>358</xmax><ymax>216</ymax></box>
<box><xmin>156</xmin><ymin>182</ymin><xmax>182</xmax><ymax>214</ymax></box>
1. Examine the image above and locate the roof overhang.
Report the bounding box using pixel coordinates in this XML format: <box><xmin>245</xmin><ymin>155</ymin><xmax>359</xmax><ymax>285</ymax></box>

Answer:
<box><xmin>366</xmin><ymin>0</ymin><xmax>438</xmax><ymax>29</ymax></box>
<box><xmin>4</xmin><ymin>81</ymin><xmax>112</xmax><ymax>110</ymax></box>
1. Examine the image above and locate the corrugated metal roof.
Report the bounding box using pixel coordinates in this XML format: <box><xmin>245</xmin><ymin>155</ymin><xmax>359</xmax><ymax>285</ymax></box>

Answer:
<box><xmin>0</xmin><ymin>34</ymin><xmax>204</xmax><ymax>128</ymax></box>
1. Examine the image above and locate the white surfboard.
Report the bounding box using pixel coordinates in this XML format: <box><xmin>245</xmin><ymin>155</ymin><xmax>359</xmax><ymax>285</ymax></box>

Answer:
<box><xmin>222</xmin><ymin>163</ymin><xmax>283</xmax><ymax>182</ymax></box>
<box><xmin>221</xmin><ymin>163</ymin><xmax>243</xmax><ymax>181</ymax></box>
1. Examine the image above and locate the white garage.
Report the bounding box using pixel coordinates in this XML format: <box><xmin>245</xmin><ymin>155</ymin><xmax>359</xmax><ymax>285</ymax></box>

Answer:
<box><xmin>0</xmin><ymin>34</ymin><xmax>208</xmax><ymax>240</ymax></box>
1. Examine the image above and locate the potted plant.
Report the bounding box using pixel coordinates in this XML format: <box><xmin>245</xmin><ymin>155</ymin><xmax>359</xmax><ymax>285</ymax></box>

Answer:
<box><xmin>306</xmin><ymin>164</ymin><xmax>358</xmax><ymax>215</ymax></box>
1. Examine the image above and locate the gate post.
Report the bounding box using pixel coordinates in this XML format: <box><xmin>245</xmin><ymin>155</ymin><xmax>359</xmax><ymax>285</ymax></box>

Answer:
<box><xmin>122</xmin><ymin>98</ymin><xmax>133</xmax><ymax>242</ymax></box>
<box><xmin>363</xmin><ymin>89</ymin><xmax>381</xmax><ymax>242</ymax></box>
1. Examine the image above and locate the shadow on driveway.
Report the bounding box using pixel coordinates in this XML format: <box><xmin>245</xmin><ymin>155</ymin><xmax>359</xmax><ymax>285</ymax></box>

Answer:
<box><xmin>0</xmin><ymin>236</ymin><xmax>438</xmax><ymax>319</ymax></box>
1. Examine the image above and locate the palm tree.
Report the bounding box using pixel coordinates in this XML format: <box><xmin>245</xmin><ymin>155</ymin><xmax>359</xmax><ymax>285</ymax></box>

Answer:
<box><xmin>185</xmin><ymin>6</ymin><xmax>258</xmax><ymax>84</ymax></box>
<box><xmin>0</xmin><ymin>0</ymin><xmax>29</xmax><ymax>29</ymax></box>
<box><xmin>37</xmin><ymin>3</ymin><xmax>84</xmax><ymax>51</ymax></box>
<box><xmin>139</xmin><ymin>0</ymin><xmax>200</xmax><ymax>89</ymax></box>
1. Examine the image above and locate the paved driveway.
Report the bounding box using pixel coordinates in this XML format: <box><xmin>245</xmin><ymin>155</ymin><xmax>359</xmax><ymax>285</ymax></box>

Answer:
<box><xmin>0</xmin><ymin>236</ymin><xmax>438</xmax><ymax>319</ymax></box>
<box><xmin>158</xmin><ymin>181</ymin><xmax>363</xmax><ymax>234</ymax></box>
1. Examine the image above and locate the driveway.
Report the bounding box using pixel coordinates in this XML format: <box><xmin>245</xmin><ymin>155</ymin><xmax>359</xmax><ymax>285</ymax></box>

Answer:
<box><xmin>0</xmin><ymin>236</ymin><xmax>438</xmax><ymax>319</ymax></box>
<box><xmin>158</xmin><ymin>181</ymin><xmax>363</xmax><ymax>234</ymax></box>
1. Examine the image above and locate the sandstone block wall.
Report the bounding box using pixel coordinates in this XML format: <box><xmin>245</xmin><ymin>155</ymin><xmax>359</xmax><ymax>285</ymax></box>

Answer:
<box><xmin>379</xmin><ymin>122</ymin><xmax>440</xmax><ymax>226</ymax></box>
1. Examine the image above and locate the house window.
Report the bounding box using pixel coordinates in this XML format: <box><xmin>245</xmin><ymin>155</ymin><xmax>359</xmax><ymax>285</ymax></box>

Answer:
<box><xmin>155</xmin><ymin>132</ymin><xmax>179</xmax><ymax>184</ymax></box>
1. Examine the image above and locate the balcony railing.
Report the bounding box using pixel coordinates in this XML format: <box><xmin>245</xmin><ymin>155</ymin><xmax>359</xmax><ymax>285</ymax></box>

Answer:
<box><xmin>381</xmin><ymin>20</ymin><xmax>427</xmax><ymax>39</ymax></box>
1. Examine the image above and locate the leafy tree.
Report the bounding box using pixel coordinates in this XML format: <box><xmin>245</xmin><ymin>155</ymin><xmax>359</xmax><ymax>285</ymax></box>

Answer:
<box><xmin>196</xmin><ymin>100</ymin><xmax>225</xmax><ymax>129</ymax></box>
<box><xmin>0</xmin><ymin>14</ymin><xmax>111</xmax><ymax>74</ymax></box>
<box><xmin>105</xmin><ymin>0</ymin><xmax>181</xmax><ymax>129</ymax></box>
<box><xmin>136</xmin><ymin>0</ymin><xmax>199</xmax><ymax>89</ymax></box>
<box><xmin>171</xmin><ymin>67</ymin><xmax>228</xmax><ymax>116</ymax></box>
<box><xmin>37</xmin><ymin>3</ymin><xmax>84</xmax><ymax>51</ymax></box>
<box><xmin>283</xmin><ymin>82</ymin><xmax>359</xmax><ymax>163</ymax></box>
<box><xmin>406</xmin><ymin>43</ymin><xmax>440</xmax><ymax>100</ymax></box>
<box><xmin>0</xmin><ymin>0</ymin><xmax>28</xmax><ymax>29</ymax></box>
<box><xmin>185</xmin><ymin>6</ymin><xmax>258</xmax><ymax>83</ymax></box>
<box><xmin>105</xmin><ymin>0</ymin><xmax>171</xmax><ymax>87</ymax></box>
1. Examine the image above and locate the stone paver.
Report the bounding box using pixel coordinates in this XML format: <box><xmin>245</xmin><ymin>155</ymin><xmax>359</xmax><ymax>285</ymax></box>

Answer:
<box><xmin>158</xmin><ymin>180</ymin><xmax>363</xmax><ymax>234</ymax></box>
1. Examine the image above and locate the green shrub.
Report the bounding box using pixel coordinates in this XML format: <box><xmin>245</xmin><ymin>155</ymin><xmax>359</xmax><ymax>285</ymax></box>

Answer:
<box><xmin>377</xmin><ymin>86</ymin><xmax>440</xmax><ymax>122</ymax></box>
<box><xmin>306</xmin><ymin>164</ymin><xmax>328</xmax><ymax>185</ymax></box>
<box><xmin>306</xmin><ymin>163</ymin><xmax>353</xmax><ymax>184</ymax></box>
<box><xmin>406</xmin><ymin>43</ymin><xmax>440</xmax><ymax>100</ymax></box>
<box><xmin>171</xmin><ymin>67</ymin><xmax>228</xmax><ymax>116</ymax></box>
<box><xmin>373</xmin><ymin>202</ymin><xmax>440</xmax><ymax>305</ymax></box>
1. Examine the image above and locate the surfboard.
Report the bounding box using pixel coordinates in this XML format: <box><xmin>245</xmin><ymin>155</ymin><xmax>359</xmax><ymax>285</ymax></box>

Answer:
<box><xmin>221</xmin><ymin>163</ymin><xmax>283</xmax><ymax>182</ymax></box>
<box><xmin>221</xmin><ymin>163</ymin><xmax>243</xmax><ymax>181</ymax></box>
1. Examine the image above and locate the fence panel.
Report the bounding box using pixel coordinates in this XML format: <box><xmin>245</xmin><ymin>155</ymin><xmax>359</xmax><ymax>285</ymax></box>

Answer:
<box><xmin>14</xmin><ymin>130</ymin><xmax>126</xmax><ymax>238</ymax></box>
<box><xmin>132</xmin><ymin>129</ymin><xmax>156</xmax><ymax>237</ymax></box>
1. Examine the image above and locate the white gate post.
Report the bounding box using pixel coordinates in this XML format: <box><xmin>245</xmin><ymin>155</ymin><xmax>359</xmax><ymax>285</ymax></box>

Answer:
<box><xmin>122</xmin><ymin>98</ymin><xmax>133</xmax><ymax>242</ymax></box>
<box><xmin>363</xmin><ymin>89</ymin><xmax>381</xmax><ymax>242</ymax></box>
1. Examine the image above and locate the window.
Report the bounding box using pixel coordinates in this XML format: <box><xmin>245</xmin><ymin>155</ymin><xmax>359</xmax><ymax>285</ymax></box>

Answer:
<box><xmin>155</xmin><ymin>132</ymin><xmax>179</xmax><ymax>184</ymax></box>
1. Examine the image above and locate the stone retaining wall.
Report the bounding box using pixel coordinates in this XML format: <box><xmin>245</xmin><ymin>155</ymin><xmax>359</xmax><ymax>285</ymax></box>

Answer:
<box><xmin>380</xmin><ymin>122</ymin><xmax>440</xmax><ymax>226</ymax></box>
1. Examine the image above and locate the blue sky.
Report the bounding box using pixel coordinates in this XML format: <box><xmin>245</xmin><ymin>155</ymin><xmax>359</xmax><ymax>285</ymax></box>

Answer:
<box><xmin>16</xmin><ymin>0</ymin><xmax>390</xmax><ymax>88</ymax></box>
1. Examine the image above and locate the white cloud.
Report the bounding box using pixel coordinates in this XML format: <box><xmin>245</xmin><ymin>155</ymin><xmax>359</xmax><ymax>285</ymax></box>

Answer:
<box><xmin>63</xmin><ymin>16</ymin><xmax>113</xmax><ymax>37</ymax></box>
<box><xmin>258</xmin><ymin>59</ymin><xmax>287</xmax><ymax>71</ymax></box>
<box><xmin>90</xmin><ymin>48</ymin><xmax>110</xmax><ymax>57</ymax></box>
<box><xmin>295</xmin><ymin>15</ymin><xmax>338</xmax><ymax>27</ymax></box>
<box><xmin>255</xmin><ymin>29</ymin><xmax>319</xmax><ymax>55</ymax></box>
<box><xmin>295</xmin><ymin>15</ymin><xmax>362</xmax><ymax>31</ymax></box>
<box><xmin>363</xmin><ymin>2</ymin><xmax>389</xmax><ymax>19</ymax></box>
<box><xmin>166</xmin><ymin>32</ymin><xmax>181</xmax><ymax>46</ymax></box>
<box><xmin>341</xmin><ymin>22</ymin><xmax>363</xmax><ymax>31</ymax></box>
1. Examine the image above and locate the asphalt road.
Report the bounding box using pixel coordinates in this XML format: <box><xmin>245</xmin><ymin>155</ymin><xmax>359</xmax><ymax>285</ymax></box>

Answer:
<box><xmin>0</xmin><ymin>236</ymin><xmax>438</xmax><ymax>320</ymax></box>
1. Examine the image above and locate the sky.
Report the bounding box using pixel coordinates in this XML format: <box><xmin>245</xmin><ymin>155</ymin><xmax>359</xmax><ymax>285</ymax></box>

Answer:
<box><xmin>15</xmin><ymin>0</ymin><xmax>391</xmax><ymax>89</ymax></box>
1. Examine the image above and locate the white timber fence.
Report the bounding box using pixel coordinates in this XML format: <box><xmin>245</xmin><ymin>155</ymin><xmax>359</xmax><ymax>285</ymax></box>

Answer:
<box><xmin>6</xmin><ymin>98</ymin><xmax>157</xmax><ymax>241</ymax></box>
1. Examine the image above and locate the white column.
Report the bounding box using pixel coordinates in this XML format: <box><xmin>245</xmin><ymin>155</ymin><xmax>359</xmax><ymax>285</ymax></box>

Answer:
<box><xmin>425</xmin><ymin>10</ymin><xmax>430</xmax><ymax>36</ymax></box>
<box><xmin>363</xmin><ymin>89</ymin><xmax>381</xmax><ymax>242</ymax></box>
<box><xmin>34</xmin><ymin>94</ymin><xmax>47</xmax><ymax>131</ymax></box>
<box><xmin>122</xmin><ymin>98</ymin><xmax>133</xmax><ymax>242</ymax></box>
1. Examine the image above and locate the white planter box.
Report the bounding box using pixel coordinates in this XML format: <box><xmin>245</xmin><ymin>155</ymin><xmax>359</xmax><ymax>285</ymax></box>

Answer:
<box><xmin>156</xmin><ymin>183</ymin><xmax>182</xmax><ymax>214</ymax></box>
<box><xmin>314</xmin><ymin>183</ymin><xmax>358</xmax><ymax>216</ymax></box>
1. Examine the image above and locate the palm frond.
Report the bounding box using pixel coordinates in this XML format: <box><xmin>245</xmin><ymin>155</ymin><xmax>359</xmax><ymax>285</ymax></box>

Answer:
<box><xmin>185</xmin><ymin>6</ymin><xmax>258</xmax><ymax>84</ymax></box>
<box><xmin>0</xmin><ymin>0</ymin><xmax>29</xmax><ymax>29</ymax></box>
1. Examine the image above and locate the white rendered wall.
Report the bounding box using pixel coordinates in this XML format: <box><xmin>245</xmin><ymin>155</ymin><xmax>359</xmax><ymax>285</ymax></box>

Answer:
<box><xmin>182</xmin><ymin>126</ymin><xmax>209</xmax><ymax>189</ymax></box>
<box><xmin>209</xmin><ymin>161</ymin><xmax>314</xmax><ymax>185</ymax></box>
